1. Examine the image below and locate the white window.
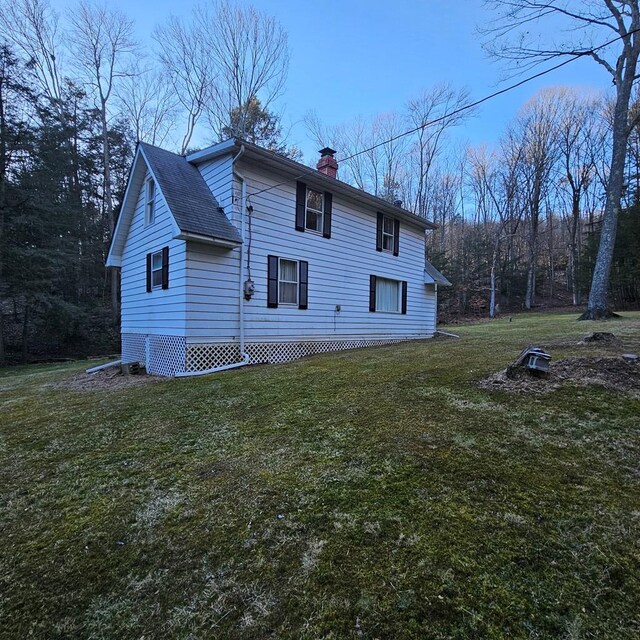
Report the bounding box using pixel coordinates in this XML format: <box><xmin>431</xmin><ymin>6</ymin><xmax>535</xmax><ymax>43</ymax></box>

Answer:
<box><xmin>279</xmin><ymin>258</ymin><xmax>298</xmax><ymax>305</ymax></box>
<box><xmin>376</xmin><ymin>277</ymin><xmax>401</xmax><ymax>312</ymax></box>
<box><xmin>305</xmin><ymin>188</ymin><xmax>324</xmax><ymax>233</ymax></box>
<box><xmin>382</xmin><ymin>215</ymin><xmax>395</xmax><ymax>252</ymax></box>
<box><xmin>145</xmin><ymin>178</ymin><xmax>156</xmax><ymax>226</ymax></box>
<box><xmin>151</xmin><ymin>250</ymin><xmax>163</xmax><ymax>288</ymax></box>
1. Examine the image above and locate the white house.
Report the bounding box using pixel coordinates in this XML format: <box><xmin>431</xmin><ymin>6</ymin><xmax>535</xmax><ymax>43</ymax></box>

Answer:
<box><xmin>106</xmin><ymin>139</ymin><xmax>450</xmax><ymax>376</ymax></box>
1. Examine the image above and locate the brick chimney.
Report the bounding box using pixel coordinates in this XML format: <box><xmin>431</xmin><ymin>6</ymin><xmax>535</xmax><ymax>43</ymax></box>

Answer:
<box><xmin>317</xmin><ymin>147</ymin><xmax>338</xmax><ymax>178</ymax></box>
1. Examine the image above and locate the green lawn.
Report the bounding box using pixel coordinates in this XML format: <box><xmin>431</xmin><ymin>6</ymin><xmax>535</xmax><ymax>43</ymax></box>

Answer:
<box><xmin>1</xmin><ymin>313</ymin><xmax>639</xmax><ymax>639</ymax></box>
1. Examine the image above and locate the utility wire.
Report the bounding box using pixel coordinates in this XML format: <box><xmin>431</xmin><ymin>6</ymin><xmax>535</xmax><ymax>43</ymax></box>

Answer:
<box><xmin>247</xmin><ymin>26</ymin><xmax>639</xmax><ymax>200</ymax></box>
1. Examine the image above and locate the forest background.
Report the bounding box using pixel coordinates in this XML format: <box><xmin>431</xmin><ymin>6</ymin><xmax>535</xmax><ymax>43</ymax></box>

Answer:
<box><xmin>1</xmin><ymin>0</ymin><xmax>639</xmax><ymax>364</ymax></box>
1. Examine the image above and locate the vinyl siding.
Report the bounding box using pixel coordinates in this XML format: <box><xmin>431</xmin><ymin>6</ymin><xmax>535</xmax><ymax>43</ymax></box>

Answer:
<box><xmin>185</xmin><ymin>157</ymin><xmax>436</xmax><ymax>343</ymax></box>
<box><xmin>120</xmin><ymin>167</ymin><xmax>187</xmax><ymax>335</ymax></box>
<box><xmin>197</xmin><ymin>155</ymin><xmax>235</xmax><ymax>224</ymax></box>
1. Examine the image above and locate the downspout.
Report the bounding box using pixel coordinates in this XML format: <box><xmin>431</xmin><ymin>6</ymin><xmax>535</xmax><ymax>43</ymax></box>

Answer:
<box><xmin>176</xmin><ymin>144</ymin><xmax>250</xmax><ymax>377</ymax></box>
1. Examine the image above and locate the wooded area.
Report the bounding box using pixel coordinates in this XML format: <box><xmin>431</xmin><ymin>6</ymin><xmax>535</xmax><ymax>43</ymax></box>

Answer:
<box><xmin>1</xmin><ymin>0</ymin><xmax>639</xmax><ymax>363</ymax></box>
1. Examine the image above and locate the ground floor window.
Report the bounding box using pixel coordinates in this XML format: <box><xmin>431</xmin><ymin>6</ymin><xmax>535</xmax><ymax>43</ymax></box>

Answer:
<box><xmin>267</xmin><ymin>255</ymin><xmax>309</xmax><ymax>309</ymax></box>
<box><xmin>279</xmin><ymin>258</ymin><xmax>299</xmax><ymax>305</ymax></box>
<box><xmin>376</xmin><ymin>277</ymin><xmax>401</xmax><ymax>312</ymax></box>
<box><xmin>369</xmin><ymin>274</ymin><xmax>407</xmax><ymax>314</ymax></box>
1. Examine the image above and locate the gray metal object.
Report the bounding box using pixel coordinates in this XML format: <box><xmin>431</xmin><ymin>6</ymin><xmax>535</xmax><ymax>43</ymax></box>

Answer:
<box><xmin>515</xmin><ymin>346</ymin><xmax>552</xmax><ymax>373</ymax></box>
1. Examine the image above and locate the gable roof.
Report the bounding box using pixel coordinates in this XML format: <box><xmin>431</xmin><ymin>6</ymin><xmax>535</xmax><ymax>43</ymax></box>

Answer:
<box><xmin>187</xmin><ymin>139</ymin><xmax>438</xmax><ymax>232</ymax></box>
<box><xmin>138</xmin><ymin>142</ymin><xmax>241</xmax><ymax>244</ymax></box>
<box><xmin>106</xmin><ymin>143</ymin><xmax>242</xmax><ymax>266</ymax></box>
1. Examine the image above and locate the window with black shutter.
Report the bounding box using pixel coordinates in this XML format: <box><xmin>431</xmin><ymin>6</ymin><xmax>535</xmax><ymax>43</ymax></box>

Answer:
<box><xmin>369</xmin><ymin>275</ymin><xmax>406</xmax><ymax>313</ymax></box>
<box><xmin>146</xmin><ymin>248</ymin><xmax>168</xmax><ymax>291</ymax></box>
<box><xmin>295</xmin><ymin>181</ymin><xmax>333</xmax><ymax>239</ymax></box>
<box><xmin>376</xmin><ymin>214</ymin><xmax>399</xmax><ymax>255</ymax></box>
<box><xmin>267</xmin><ymin>255</ymin><xmax>309</xmax><ymax>309</ymax></box>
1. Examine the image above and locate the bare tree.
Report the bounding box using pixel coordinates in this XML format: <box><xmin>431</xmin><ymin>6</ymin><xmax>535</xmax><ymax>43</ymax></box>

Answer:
<box><xmin>468</xmin><ymin>142</ymin><xmax>524</xmax><ymax>317</ymax></box>
<box><xmin>196</xmin><ymin>0</ymin><xmax>289</xmax><ymax>139</ymax></box>
<box><xmin>116</xmin><ymin>64</ymin><xmax>178</xmax><ymax>147</ymax></box>
<box><xmin>483</xmin><ymin>0</ymin><xmax>640</xmax><ymax>318</ymax></box>
<box><xmin>0</xmin><ymin>0</ymin><xmax>65</xmax><ymax>116</ymax></box>
<box><xmin>504</xmin><ymin>91</ymin><xmax>560</xmax><ymax>309</ymax></box>
<box><xmin>69</xmin><ymin>0</ymin><xmax>137</xmax><ymax>313</ymax></box>
<box><xmin>406</xmin><ymin>83</ymin><xmax>473</xmax><ymax>218</ymax></box>
<box><xmin>153</xmin><ymin>14</ymin><xmax>213</xmax><ymax>154</ymax></box>
<box><xmin>552</xmin><ymin>87</ymin><xmax>604</xmax><ymax>305</ymax></box>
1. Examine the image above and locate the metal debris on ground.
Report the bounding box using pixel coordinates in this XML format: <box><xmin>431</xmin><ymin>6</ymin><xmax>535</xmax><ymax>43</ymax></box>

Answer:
<box><xmin>513</xmin><ymin>345</ymin><xmax>552</xmax><ymax>374</ymax></box>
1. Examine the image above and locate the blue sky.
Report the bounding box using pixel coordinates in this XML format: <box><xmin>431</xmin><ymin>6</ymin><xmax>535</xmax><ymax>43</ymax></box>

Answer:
<box><xmin>51</xmin><ymin>0</ymin><xmax>608</xmax><ymax>160</ymax></box>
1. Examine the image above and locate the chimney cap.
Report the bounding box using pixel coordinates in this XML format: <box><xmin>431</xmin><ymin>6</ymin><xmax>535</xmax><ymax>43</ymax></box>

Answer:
<box><xmin>319</xmin><ymin>147</ymin><xmax>337</xmax><ymax>157</ymax></box>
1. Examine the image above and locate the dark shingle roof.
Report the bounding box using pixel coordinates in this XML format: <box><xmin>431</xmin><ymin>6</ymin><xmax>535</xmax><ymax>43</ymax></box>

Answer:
<box><xmin>424</xmin><ymin>260</ymin><xmax>452</xmax><ymax>286</ymax></box>
<box><xmin>139</xmin><ymin>142</ymin><xmax>241</xmax><ymax>244</ymax></box>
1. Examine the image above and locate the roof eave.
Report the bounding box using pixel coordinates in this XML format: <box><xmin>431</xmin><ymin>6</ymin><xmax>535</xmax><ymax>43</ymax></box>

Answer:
<box><xmin>175</xmin><ymin>231</ymin><xmax>242</xmax><ymax>248</ymax></box>
<box><xmin>188</xmin><ymin>138</ymin><xmax>438</xmax><ymax>231</ymax></box>
<box><xmin>185</xmin><ymin>138</ymin><xmax>238</xmax><ymax>164</ymax></box>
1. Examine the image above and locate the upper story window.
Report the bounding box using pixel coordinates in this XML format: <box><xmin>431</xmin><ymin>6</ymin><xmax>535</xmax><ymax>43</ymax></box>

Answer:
<box><xmin>376</xmin><ymin>213</ymin><xmax>400</xmax><ymax>256</ymax></box>
<box><xmin>146</xmin><ymin>247</ymin><xmax>169</xmax><ymax>292</ymax></box>
<box><xmin>295</xmin><ymin>181</ymin><xmax>332</xmax><ymax>239</ymax></box>
<box><xmin>305</xmin><ymin>188</ymin><xmax>324</xmax><ymax>234</ymax></box>
<box><xmin>382</xmin><ymin>216</ymin><xmax>395</xmax><ymax>251</ymax></box>
<box><xmin>145</xmin><ymin>177</ymin><xmax>156</xmax><ymax>226</ymax></box>
<box><xmin>151</xmin><ymin>250</ymin><xmax>163</xmax><ymax>288</ymax></box>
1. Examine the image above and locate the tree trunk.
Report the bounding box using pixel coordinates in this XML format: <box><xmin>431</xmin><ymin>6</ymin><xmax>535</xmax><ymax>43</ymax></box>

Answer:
<box><xmin>580</xmin><ymin>102</ymin><xmax>628</xmax><ymax>319</ymax></box>
<box><xmin>21</xmin><ymin>301</ymin><xmax>29</xmax><ymax>364</ymax></box>
<box><xmin>0</xmin><ymin>67</ymin><xmax>6</xmax><ymax>365</ymax></box>
<box><xmin>569</xmin><ymin>191</ymin><xmax>581</xmax><ymax>306</ymax></box>
<box><xmin>101</xmin><ymin>102</ymin><xmax>120</xmax><ymax>317</ymax></box>
<box><xmin>580</xmin><ymin>28</ymin><xmax>639</xmax><ymax>320</ymax></box>
<box><xmin>525</xmin><ymin>240</ymin><xmax>536</xmax><ymax>309</ymax></box>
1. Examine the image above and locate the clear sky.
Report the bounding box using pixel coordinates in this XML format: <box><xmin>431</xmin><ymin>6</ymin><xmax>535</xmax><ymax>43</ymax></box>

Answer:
<box><xmin>50</xmin><ymin>0</ymin><xmax>608</xmax><ymax>160</ymax></box>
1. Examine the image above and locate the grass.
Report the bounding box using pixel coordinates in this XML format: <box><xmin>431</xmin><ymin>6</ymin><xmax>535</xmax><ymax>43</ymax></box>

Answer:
<box><xmin>1</xmin><ymin>312</ymin><xmax>639</xmax><ymax>639</ymax></box>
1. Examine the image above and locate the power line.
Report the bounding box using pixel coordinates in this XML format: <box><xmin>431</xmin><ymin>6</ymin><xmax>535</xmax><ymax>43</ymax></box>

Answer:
<box><xmin>247</xmin><ymin>26</ymin><xmax>638</xmax><ymax>200</ymax></box>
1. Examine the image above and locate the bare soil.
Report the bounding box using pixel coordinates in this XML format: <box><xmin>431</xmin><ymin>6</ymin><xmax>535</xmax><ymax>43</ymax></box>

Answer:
<box><xmin>52</xmin><ymin>366</ymin><xmax>162</xmax><ymax>391</ymax></box>
<box><xmin>480</xmin><ymin>355</ymin><xmax>640</xmax><ymax>395</ymax></box>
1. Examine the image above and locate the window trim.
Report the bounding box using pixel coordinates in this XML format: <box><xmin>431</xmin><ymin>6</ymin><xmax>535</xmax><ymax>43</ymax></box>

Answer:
<box><xmin>376</xmin><ymin>213</ymin><xmax>400</xmax><ymax>255</ymax></box>
<box><xmin>151</xmin><ymin>250</ymin><xmax>163</xmax><ymax>289</ymax></box>
<box><xmin>278</xmin><ymin>257</ymin><xmax>299</xmax><ymax>306</ymax></box>
<box><xmin>145</xmin><ymin>177</ymin><xmax>156</xmax><ymax>226</ymax></box>
<box><xmin>381</xmin><ymin>215</ymin><xmax>395</xmax><ymax>253</ymax></box>
<box><xmin>369</xmin><ymin>274</ymin><xmax>407</xmax><ymax>314</ymax></box>
<box><xmin>305</xmin><ymin>187</ymin><xmax>324</xmax><ymax>234</ymax></box>
<box><xmin>375</xmin><ymin>276</ymin><xmax>402</xmax><ymax>313</ymax></box>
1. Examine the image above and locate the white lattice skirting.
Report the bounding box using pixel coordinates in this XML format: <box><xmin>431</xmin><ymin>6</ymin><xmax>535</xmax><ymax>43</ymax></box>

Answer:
<box><xmin>122</xmin><ymin>334</ymin><xmax>406</xmax><ymax>376</ymax></box>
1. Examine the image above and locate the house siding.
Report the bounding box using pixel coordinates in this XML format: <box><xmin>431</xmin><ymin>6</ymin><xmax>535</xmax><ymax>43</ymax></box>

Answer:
<box><xmin>197</xmin><ymin>155</ymin><xmax>235</xmax><ymax>224</ymax></box>
<box><xmin>184</xmin><ymin>158</ymin><xmax>436</xmax><ymax>347</ymax></box>
<box><xmin>120</xmin><ymin>167</ymin><xmax>187</xmax><ymax>373</ymax></box>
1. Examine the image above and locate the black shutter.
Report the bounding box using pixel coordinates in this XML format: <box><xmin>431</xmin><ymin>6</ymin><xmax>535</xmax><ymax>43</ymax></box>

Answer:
<box><xmin>299</xmin><ymin>260</ymin><xmax>308</xmax><ymax>309</ymax></box>
<box><xmin>267</xmin><ymin>255</ymin><xmax>279</xmax><ymax>308</ymax></box>
<box><xmin>295</xmin><ymin>181</ymin><xmax>306</xmax><ymax>231</ymax></box>
<box><xmin>161</xmin><ymin>246</ymin><xmax>169</xmax><ymax>289</ymax></box>
<box><xmin>376</xmin><ymin>213</ymin><xmax>383</xmax><ymax>251</ymax></box>
<box><xmin>323</xmin><ymin>192</ymin><xmax>332</xmax><ymax>239</ymax></box>
<box><xmin>393</xmin><ymin>219</ymin><xmax>400</xmax><ymax>256</ymax></box>
<box><xmin>146</xmin><ymin>253</ymin><xmax>152</xmax><ymax>292</ymax></box>
<box><xmin>402</xmin><ymin>281</ymin><xmax>408</xmax><ymax>314</ymax></box>
<box><xmin>369</xmin><ymin>275</ymin><xmax>377</xmax><ymax>312</ymax></box>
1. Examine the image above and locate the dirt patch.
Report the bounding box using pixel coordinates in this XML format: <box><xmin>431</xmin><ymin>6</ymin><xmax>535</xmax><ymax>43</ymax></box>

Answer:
<box><xmin>480</xmin><ymin>356</ymin><xmax>640</xmax><ymax>395</ymax></box>
<box><xmin>579</xmin><ymin>332</ymin><xmax>621</xmax><ymax>345</ymax></box>
<box><xmin>52</xmin><ymin>367</ymin><xmax>163</xmax><ymax>391</ymax></box>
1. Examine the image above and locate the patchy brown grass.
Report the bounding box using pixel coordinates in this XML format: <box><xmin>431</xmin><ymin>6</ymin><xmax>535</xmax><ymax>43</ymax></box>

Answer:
<box><xmin>1</xmin><ymin>312</ymin><xmax>639</xmax><ymax>639</ymax></box>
